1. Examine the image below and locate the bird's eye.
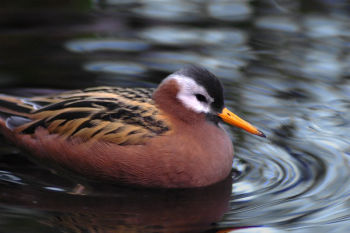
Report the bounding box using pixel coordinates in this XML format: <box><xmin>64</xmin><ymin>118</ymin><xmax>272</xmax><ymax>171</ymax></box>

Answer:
<box><xmin>195</xmin><ymin>94</ymin><xmax>207</xmax><ymax>103</ymax></box>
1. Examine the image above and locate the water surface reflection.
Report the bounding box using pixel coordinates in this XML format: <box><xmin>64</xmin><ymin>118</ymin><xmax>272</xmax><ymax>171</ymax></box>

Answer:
<box><xmin>0</xmin><ymin>161</ymin><xmax>232</xmax><ymax>233</ymax></box>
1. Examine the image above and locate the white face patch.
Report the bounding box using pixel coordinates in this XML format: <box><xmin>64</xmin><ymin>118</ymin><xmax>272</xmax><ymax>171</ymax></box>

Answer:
<box><xmin>163</xmin><ymin>74</ymin><xmax>214</xmax><ymax>114</ymax></box>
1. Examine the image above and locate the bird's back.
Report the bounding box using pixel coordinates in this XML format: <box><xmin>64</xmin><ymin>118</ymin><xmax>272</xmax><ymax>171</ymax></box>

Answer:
<box><xmin>0</xmin><ymin>86</ymin><xmax>170</xmax><ymax>145</ymax></box>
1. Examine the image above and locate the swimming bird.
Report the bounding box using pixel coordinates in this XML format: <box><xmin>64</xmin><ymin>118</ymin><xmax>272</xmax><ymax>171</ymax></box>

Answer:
<box><xmin>0</xmin><ymin>65</ymin><xmax>264</xmax><ymax>188</ymax></box>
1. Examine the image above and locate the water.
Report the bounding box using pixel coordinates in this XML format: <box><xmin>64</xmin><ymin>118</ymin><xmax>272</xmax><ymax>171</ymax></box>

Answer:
<box><xmin>1</xmin><ymin>0</ymin><xmax>350</xmax><ymax>232</ymax></box>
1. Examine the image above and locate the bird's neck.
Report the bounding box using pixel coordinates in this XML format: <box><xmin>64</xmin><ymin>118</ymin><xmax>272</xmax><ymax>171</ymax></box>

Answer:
<box><xmin>153</xmin><ymin>79</ymin><xmax>205</xmax><ymax>124</ymax></box>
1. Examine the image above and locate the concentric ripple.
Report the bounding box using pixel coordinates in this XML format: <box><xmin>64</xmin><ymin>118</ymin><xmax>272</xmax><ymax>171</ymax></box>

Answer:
<box><xmin>216</xmin><ymin>76</ymin><xmax>350</xmax><ymax>231</ymax></box>
<box><xmin>217</xmin><ymin>132</ymin><xmax>350</xmax><ymax>231</ymax></box>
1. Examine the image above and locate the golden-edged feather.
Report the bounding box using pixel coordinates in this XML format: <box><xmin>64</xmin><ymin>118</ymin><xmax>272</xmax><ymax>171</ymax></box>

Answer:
<box><xmin>0</xmin><ymin>87</ymin><xmax>171</xmax><ymax>145</ymax></box>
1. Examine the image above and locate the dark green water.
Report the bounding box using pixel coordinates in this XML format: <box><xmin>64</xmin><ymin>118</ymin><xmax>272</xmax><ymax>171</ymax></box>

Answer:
<box><xmin>1</xmin><ymin>0</ymin><xmax>350</xmax><ymax>232</ymax></box>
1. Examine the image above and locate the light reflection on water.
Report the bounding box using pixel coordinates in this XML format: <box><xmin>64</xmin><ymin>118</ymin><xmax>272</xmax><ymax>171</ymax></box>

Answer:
<box><xmin>0</xmin><ymin>0</ymin><xmax>350</xmax><ymax>232</ymax></box>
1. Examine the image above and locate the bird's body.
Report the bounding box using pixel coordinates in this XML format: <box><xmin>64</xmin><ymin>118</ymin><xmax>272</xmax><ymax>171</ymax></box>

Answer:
<box><xmin>0</xmin><ymin>66</ymin><xmax>264</xmax><ymax>188</ymax></box>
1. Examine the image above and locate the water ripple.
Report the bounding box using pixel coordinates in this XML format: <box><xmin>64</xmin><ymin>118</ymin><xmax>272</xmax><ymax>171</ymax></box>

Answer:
<box><xmin>1</xmin><ymin>0</ymin><xmax>350</xmax><ymax>232</ymax></box>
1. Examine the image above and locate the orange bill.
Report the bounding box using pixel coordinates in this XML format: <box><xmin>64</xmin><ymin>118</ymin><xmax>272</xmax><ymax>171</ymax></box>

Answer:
<box><xmin>218</xmin><ymin>107</ymin><xmax>266</xmax><ymax>137</ymax></box>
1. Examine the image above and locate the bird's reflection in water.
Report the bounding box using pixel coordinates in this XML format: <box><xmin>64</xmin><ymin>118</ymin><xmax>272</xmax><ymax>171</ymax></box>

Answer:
<box><xmin>1</xmin><ymin>173</ymin><xmax>233</xmax><ymax>233</ymax></box>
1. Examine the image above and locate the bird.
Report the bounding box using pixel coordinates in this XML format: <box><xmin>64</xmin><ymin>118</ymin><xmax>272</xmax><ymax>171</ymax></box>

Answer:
<box><xmin>0</xmin><ymin>65</ymin><xmax>265</xmax><ymax>188</ymax></box>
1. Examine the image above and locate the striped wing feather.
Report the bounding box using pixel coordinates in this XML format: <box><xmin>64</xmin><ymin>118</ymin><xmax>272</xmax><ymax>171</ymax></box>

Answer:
<box><xmin>0</xmin><ymin>87</ymin><xmax>170</xmax><ymax>145</ymax></box>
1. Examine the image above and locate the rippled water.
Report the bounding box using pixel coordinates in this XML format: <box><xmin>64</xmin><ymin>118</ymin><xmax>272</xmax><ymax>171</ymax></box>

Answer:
<box><xmin>1</xmin><ymin>0</ymin><xmax>350</xmax><ymax>232</ymax></box>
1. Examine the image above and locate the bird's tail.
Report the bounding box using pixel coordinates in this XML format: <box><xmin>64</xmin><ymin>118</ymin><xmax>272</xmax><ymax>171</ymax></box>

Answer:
<box><xmin>0</xmin><ymin>95</ymin><xmax>37</xmax><ymax>133</ymax></box>
<box><xmin>0</xmin><ymin>95</ymin><xmax>33</xmax><ymax>120</ymax></box>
